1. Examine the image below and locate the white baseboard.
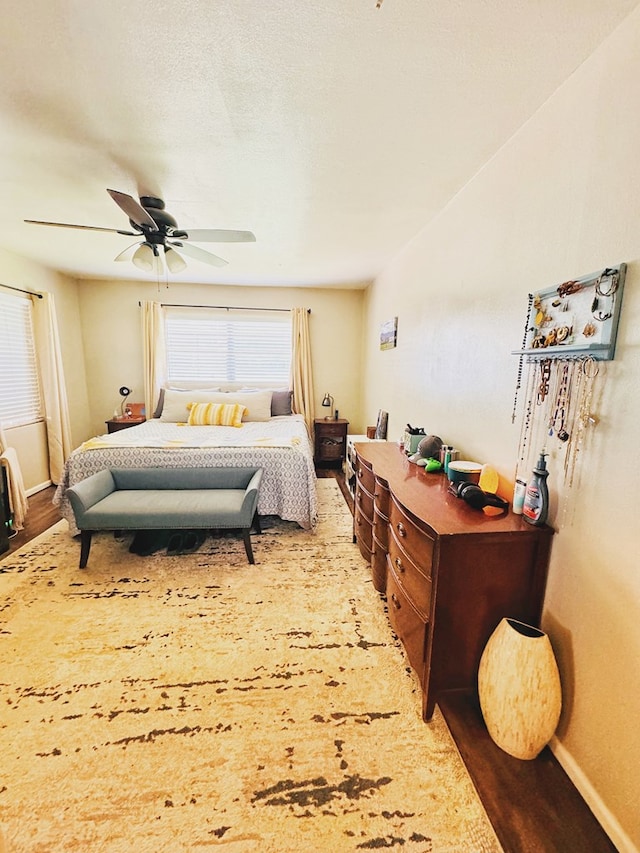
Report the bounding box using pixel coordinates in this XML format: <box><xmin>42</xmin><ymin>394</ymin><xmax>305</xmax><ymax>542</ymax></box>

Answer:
<box><xmin>550</xmin><ymin>736</ymin><xmax>638</xmax><ymax>853</ymax></box>
<box><xmin>26</xmin><ymin>480</ymin><xmax>52</xmax><ymax>498</ymax></box>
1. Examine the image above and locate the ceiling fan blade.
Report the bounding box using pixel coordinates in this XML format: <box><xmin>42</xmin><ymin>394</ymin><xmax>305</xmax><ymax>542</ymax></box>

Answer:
<box><xmin>107</xmin><ymin>189</ymin><xmax>158</xmax><ymax>231</ymax></box>
<box><xmin>24</xmin><ymin>219</ymin><xmax>136</xmax><ymax>236</ymax></box>
<box><xmin>169</xmin><ymin>240</ymin><xmax>228</xmax><ymax>267</ymax></box>
<box><xmin>114</xmin><ymin>242</ymin><xmax>140</xmax><ymax>262</ymax></box>
<box><xmin>179</xmin><ymin>228</ymin><xmax>256</xmax><ymax>243</ymax></box>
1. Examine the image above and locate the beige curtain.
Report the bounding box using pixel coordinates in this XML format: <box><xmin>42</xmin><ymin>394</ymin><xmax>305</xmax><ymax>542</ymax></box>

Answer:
<box><xmin>0</xmin><ymin>423</ymin><xmax>28</xmax><ymax>531</ymax></box>
<box><xmin>33</xmin><ymin>292</ymin><xmax>73</xmax><ymax>485</ymax></box>
<box><xmin>291</xmin><ymin>307</ymin><xmax>315</xmax><ymax>431</ymax></box>
<box><xmin>141</xmin><ymin>300</ymin><xmax>167</xmax><ymax>419</ymax></box>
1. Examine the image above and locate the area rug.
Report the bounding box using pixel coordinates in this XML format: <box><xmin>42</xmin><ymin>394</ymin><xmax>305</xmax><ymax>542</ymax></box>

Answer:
<box><xmin>0</xmin><ymin>480</ymin><xmax>501</xmax><ymax>853</ymax></box>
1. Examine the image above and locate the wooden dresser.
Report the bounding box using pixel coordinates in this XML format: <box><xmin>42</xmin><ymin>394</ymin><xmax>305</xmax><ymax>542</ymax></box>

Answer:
<box><xmin>353</xmin><ymin>442</ymin><xmax>553</xmax><ymax>721</ymax></box>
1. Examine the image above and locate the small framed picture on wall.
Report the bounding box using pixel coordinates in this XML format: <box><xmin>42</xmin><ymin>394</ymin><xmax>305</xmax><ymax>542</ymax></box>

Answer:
<box><xmin>380</xmin><ymin>317</ymin><xmax>398</xmax><ymax>350</ymax></box>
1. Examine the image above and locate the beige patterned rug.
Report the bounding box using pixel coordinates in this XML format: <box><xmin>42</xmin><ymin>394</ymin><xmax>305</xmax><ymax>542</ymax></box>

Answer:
<box><xmin>0</xmin><ymin>480</ymin><xmax>501</xmax><ymax>853</ymax></box>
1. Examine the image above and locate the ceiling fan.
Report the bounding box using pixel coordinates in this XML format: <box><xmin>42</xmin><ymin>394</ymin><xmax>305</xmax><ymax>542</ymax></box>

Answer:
<box><xmin>25</xmin><ymin>189</ymin><xmax>256</xmax><ymax>273</ymax></box>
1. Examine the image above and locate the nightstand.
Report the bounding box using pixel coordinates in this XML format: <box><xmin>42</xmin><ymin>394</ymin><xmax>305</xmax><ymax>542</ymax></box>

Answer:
<box><xmin>105</xmin><ymin>417</ymin><xmax>146</xmax><ymax>434</ymax></box>
<box><xmin>314</xmin><ymin>418</ymin><xmax>349</xmax><ymax>467</ymax></box>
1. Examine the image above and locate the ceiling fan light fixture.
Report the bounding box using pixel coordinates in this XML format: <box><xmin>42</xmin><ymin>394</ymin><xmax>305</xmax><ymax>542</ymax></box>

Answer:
<box><xmin>132</xmin><ymin>242</ymin><xmax>156</xmax><ymax>272</ymax></box>
<box><xmin>164</xmin><ymin>246</ymin><xmax>187</xmax><ymax>273</ymax></box>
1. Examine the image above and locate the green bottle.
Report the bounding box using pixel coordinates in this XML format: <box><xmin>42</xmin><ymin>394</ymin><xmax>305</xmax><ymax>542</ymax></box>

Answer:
<box><xmin>522</xmin><ymin>451</ymin><xmax>549</xmax><ymax>526</ymax></box>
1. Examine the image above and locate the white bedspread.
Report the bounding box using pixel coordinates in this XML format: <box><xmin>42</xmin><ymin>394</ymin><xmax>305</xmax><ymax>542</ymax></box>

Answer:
<box><xmin>54</xmin><ymin>416</ymin><xmax>318</xmax><ymax>533</ymax></box>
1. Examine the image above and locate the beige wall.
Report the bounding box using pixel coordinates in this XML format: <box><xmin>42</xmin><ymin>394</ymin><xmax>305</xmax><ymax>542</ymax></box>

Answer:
<box><xmin>0</xmin><ymin>248</ymin><xmax>365</xmax><ymax>481</ymax></box>
<box><xmin>76</xmin><ymin>279</ymin><xmax>365</xmax><ymax>438</ymax></box>
<box><xmin>362</xmin><ymin>9</ymin><xmax>640</xmax><ymax>851</ymax></box>
<box><xmin>0</xmin><ymin>247</ymin><xmax>89</xmax><ymax>491</ymax></box>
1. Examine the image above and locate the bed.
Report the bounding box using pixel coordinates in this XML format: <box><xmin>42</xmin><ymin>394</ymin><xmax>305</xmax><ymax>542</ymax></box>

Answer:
<box><xmin>54</xmin><ymin>389</ymin><xmax>318</xmax><ymax>535</ymax></box>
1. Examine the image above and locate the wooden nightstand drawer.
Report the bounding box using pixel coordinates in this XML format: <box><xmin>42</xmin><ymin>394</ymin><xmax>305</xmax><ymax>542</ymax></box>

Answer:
<box><xmin>105</xmin><ymin>417</ymin><xmax>146</xmax><ymax>434</ymax></box>
<box><xmin>318</xmin><ymin>421</ymin><xmax>346</xmax><ymax>436</ymax></box>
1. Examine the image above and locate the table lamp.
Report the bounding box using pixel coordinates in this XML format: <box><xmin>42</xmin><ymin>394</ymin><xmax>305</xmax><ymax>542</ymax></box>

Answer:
<box><xmin>321</xmin><ymin>392</ymin><xmax>334</xmax><ymax>420</ymax></box>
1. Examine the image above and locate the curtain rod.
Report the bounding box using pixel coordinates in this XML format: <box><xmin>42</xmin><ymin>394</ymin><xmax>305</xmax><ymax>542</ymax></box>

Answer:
<box><xmin>0</xmin><ymin>282</ymin><xmax>43</xmax><ymax>299</ymax></box>
<box><xmin>139</xmin><ymin>302</ymin><xmax>310</xmax><ymax>313</ymax></box>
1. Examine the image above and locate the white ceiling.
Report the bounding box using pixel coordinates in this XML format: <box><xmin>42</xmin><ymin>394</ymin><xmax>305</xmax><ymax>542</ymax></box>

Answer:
<box><xmin>0</xmin><ymin>1</ymin><xmax>636</xmax><ymax>288</ymax></box>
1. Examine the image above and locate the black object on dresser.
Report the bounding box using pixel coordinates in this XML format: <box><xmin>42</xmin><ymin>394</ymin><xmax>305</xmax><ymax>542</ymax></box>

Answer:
<box><xmin>314</xmin><ymin>418</ymin><xmax>349</xmax><ymax>468</ymax></box>
<box><xmin>353</xmin><ymin>442</ymin><xmax>553</xmax><ymax>721</ymax></box>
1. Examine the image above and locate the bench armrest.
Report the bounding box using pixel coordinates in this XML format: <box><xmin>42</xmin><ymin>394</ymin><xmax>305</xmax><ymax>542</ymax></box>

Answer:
<box><xmin>67</xmin><ymin>469</ymin><xmax>117</xmax><ymax>526</ymax></box>
<box><xmin>241</xmin><ymin>468</ymin><xmax>263</xmax><ymax>523</ymax></box>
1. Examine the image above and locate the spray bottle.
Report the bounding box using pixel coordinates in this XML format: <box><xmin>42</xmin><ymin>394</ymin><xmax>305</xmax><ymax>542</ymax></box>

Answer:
<box><xmin>522</xmin><ymin>450</ymin><xmax>549</xmax><ymax>526</ymax></box>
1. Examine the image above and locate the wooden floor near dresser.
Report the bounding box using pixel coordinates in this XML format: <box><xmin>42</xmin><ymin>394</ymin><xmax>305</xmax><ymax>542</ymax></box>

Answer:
<box><xmin>438</xmin><ymin>690</ymin><xmax>618</xmax><ymax>853</ymax></box>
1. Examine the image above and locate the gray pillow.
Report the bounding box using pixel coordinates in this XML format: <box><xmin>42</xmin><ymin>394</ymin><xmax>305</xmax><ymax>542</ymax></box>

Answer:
<box><xmin>153</xmin><ymin>388</ymin><xmax>165</xmax><ymax>419</ymax></box>
<box><xmin>271</xmin><ymin>389</ymin><xmax>293</xmax><ymax>416</ymax></box>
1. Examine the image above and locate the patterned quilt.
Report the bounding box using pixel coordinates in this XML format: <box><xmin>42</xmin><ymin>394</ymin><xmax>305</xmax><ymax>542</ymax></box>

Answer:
<box><xmin>54</xmin><ymin>416</ymin><xmax>318</xmax><ymax>533</ymax></box>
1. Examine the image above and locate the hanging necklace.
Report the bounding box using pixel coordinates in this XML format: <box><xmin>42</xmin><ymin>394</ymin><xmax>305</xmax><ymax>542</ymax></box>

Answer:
<box><xmin>549</xmin><ymin>361</ymin><xmax>572</xmax><ymax>442</ymax></box>
<box><xmin>565</xmin><ymin>356</ymin><xmax>599</xmax><ymax>488</ymax></box>
<box><xmin>516</xmin><ymin>360</ymin><xmax>535</xmax><ymax>471</ymax></box>
<box><xmin>512</xmin><ymin>294</ymin><xmax>533</xmax><ymax>424</ymax></box>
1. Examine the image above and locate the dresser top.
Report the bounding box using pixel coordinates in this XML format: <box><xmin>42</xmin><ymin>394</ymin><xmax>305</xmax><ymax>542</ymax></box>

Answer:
<box><xmin>354</xmin><ymin>441</ymin><xmax>552</xmax><ymax>539</ymax></box>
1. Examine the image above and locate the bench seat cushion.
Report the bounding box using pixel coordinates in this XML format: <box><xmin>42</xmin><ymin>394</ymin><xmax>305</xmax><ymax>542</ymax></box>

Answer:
<box><xmin>80</xmin><ymin>489</ymin><xmax>249</xmax><ymax>530</ymax></box>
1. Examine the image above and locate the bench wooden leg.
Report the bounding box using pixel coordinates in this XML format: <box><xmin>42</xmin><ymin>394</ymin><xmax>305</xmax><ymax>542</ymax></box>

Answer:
<box><xmin>252</xmin><ymin>512</ymin><xmax>262</xmax><ymax>534</ymax></box>
<box><xmin>243</xmin><ymin>528</ymin><xmax>255</xmax><ymax>564</ymax></box>
<box><xmin>79</xmin><ymin>530</ymin><xmax>93</xmax><ymax>569</ymax></box>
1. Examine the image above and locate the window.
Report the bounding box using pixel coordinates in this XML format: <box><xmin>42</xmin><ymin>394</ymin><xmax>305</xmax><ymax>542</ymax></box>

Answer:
<box><xmin>165</xmin><ymin>307</ymin><xmax>292</xmax><ymax>386</ymax></box>
<box><xmin>0</xmin><ymin>290</ymin><xmax>43</xmax><ymax>428</ymax></box>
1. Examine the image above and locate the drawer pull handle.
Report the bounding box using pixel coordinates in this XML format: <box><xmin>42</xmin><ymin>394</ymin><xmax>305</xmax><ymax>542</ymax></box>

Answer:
<box><xmin>390</xmin><ymin>593</ymin><xmax>401</xmax><ymax>610</ymax></box>
<box><xmin>395</xmin><ymin>556</ymin><xmax>405</xmax><ymax>573</ymax></box>
<box><xmin>397</xmin><ymin>522</ymin><xmax>406</xmax><ymax>538</ymax></box>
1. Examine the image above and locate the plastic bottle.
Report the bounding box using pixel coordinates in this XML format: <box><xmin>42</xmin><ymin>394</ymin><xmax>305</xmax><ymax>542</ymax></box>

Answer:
<box><xmin>512</xmin><ymin>479</ymin><xmax>527</xmax><ymax>515</ymax></box>
<box><xmin>522</xmin><ymin>451</ymin><xmax>549</xmax><ymax>526</ymax></box>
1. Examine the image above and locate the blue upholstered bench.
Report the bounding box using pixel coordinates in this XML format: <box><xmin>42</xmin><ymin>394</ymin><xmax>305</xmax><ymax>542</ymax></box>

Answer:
<box><xmin>66</xmin><ymin>467</ymin><xmax>263</xmax><ymax>568</ymax></box>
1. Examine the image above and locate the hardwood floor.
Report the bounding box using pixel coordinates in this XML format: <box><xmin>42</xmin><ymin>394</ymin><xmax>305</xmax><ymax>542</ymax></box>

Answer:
<box><xmin>2</xmin><ymin>473</ymin><xmax>619</xmax><ymax>852</ymax></box>
<box><xmin>2</xmin><ymin>484</ymin><xmax>59</xmax><ymax>559</ymax></box>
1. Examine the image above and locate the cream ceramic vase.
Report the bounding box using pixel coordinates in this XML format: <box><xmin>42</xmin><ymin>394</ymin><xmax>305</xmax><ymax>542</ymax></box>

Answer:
<box><xmin>478</xmin><ymin>617</ymin><xmax>562</xmax><ymax>760</ymax></box>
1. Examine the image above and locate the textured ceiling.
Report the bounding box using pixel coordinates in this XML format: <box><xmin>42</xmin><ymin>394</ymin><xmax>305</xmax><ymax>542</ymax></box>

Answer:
<box><xmin>0</xmin><ymin>1</ymin><xmax>636</xmax><ymax>287</ymax></box>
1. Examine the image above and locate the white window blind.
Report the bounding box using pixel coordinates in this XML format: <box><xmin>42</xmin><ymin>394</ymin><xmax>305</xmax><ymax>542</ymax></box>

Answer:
<box><xmin>0</xmin><ymin>290</ymin><xmax>43</xmax><ymax>428</ymax></box>
<box><xmin>165</xmin><ymin>307</ymin><xmax>292</xmax><ymax>386</ymax></box>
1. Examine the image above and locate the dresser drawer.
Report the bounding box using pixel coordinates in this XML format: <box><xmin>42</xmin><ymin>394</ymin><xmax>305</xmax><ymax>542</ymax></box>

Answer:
<box><xmin>387</xmin><ymin>563</ymin><xmax>428</xmax><ymax>680</ymax></box>
<box><xmin>355</xmin><ymin>481</ymin><xmax>374</xmax><ymax>520</ymax></box>
<box><xmin>371</xmin><ymin>533</ymin><xmax>387</xmax><ymax>593</ymax></box>
<box><xmin>354</xmin><ymin>505</ymin><xmax>373</xmax><ymax>560</ymax></box>
<box><xmin>355</xmin><ymin>453</ymin><xmax>375</xmax><ymax>493</ymax></box>
<box><xmin>374</xmin><ymin>476</ymin><xmax>391</xmax><ymax>517</ymax></box>
<box><xmin>373</xmin><ymin>505</ymin><xmax>389</xmax><ymax>550</ymax></box>
<box><xmin>388</xmin><ymin>530</ymin><xmax>433</xmax><ymax>618</ymax></box>
<box><xmin>389</xmin><ymin>495</ymin><xmax>435</xmax><ymax>570</ymax></box>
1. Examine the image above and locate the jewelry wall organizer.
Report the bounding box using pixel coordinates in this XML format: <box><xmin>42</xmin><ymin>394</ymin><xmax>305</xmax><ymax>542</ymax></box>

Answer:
<box><xmin>514</xmin><ymin>264</ymin><xmax>626</xmax><ymax>362</ymax></box>
<box><xmin>511</xmin><ymin>264</ymin><xmax>626</xmax><ymax>522</ymax></box>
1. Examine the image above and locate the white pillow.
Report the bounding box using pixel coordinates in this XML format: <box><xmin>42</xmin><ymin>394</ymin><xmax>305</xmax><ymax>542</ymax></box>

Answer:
<box><xmin>198</xmin><ymin>390</ymin><xmax>273</xmax><ymax>422</ymax></box>
<box><xmin>160</xmin><ymin>388</ymin><xmax>222</xmax><ymax>422</ymax></box>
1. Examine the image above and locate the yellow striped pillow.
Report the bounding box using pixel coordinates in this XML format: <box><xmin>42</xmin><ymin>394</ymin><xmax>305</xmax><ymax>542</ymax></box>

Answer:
<box><xmin>187</xmin><ymin>402</ymin><xmax>246</xmax><ymax>427</ymax></box>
